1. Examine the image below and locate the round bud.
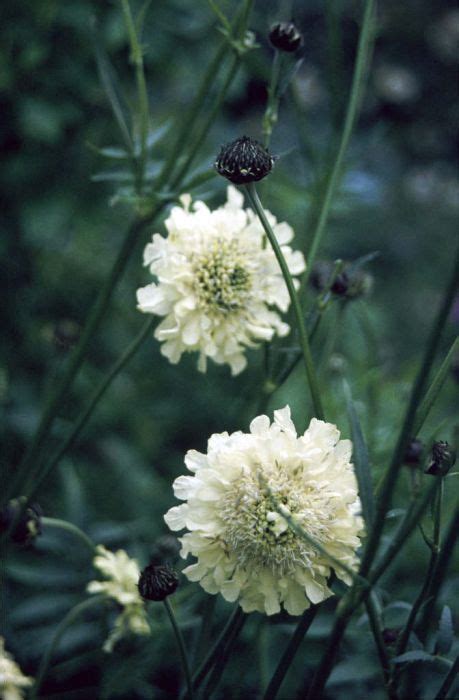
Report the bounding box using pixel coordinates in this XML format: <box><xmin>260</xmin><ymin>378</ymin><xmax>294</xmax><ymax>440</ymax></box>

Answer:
<box><xmin>0</xmin><ymin>498</ymin><xmax>42</xmax><ymax>546</ymax></box>
<box><xmin>215</xmin><ymin>136</ymin><xmax>274</xmax><ymax>185</ymax></box>
<box><xmin>138</xmin><ymin>563</ymin><xmax>179</xmax><ymax>602</ymax></box>
<box><xmin>425</xmin><ymin>441</ymin><xmax>456</xmax><ymax>476</ymax></box>
<box><xmin>269</xmin><ymin>21</ymin><xmax>303</xmax><ymax>53</ymax></box>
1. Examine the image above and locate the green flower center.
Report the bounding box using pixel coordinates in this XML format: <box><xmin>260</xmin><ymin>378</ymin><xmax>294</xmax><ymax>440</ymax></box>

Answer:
<box><xmin>193</xmin><ymin>239</ymin><xmax>252</xmax><ymax>313</ymax></box>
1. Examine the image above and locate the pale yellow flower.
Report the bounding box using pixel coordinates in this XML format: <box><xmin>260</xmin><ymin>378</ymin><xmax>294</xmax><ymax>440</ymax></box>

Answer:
<box><xmin>137</xmin><ymin>186</ymin><xmax>305</xmax><ymax>375</ymax></box>
<box><xmin>165</xmin><ymin>407</ymin><xmax>363</xmax><ymax>616</ymax></box>
<box><xmin>0</xmin><ymin>637</ymin><xmax>33</xmax><ymax>700</ymax></box>
<box><xmin>87</xmin><ymin>545</ymin><xmax>149</xmax><ymax>651</ymax></box>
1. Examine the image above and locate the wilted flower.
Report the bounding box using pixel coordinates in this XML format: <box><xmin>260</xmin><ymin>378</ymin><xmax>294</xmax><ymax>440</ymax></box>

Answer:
<box><xmin>164</xmin><ymin>406</ymin><xmax>363</xmax><ymax>616</ymax></box>
<box><xmin>425</xmin><ymin>441</ymin><xmax>456</xmax><ymax>476</ymax></box>
<box><xmin>0</xmin><ymin>637</ymin><xmax>33</xmax><ymax>700</ymax></box>
<box><xmin>87</xmin><ymin>545</ymin><xmax>149</xmax><ymax>652</ymax></box>
<box><xmin>137</xmin><ymin>186</ymin><xmax>305</xmax><ymax>375</ymax></box>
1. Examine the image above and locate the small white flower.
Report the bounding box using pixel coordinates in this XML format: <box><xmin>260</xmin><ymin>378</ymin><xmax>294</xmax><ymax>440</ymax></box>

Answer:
<box><xmin>164</xmin><ymin>406</ymin><xmax>363</xmax><ymax>616</ymax></box>
<box><xmin>136</xmin><ymin>186</ymin><xmax>305</xmax><ymax>375</ymax></box>
<box><xmin>87</xmin><ymin>545</ymin><xmax>149</xmax><ymax>652</ymax></box>
<box><xmin>0</xmin><ymin>637</ymin><xmax>33</xmax><ymax>700</ymax></box>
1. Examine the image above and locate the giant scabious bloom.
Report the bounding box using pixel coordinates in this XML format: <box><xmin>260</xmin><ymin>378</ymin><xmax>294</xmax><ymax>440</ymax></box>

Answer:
<box><xmin>0</xmin><ymin>637</ymin><xmax>33</xmax><ymax>700</ymax></box>
<box><xmin>87</xmin><ymin>545</ymin><xmax>150</xmax><ymax>651</ymax></box>
<box><xmin>136</xmin><ymin>186</ymin><xmax>305</xmax><ymax>375</ymax></box>
<box><xmin>164</xmin><ymin>407</ymin><xmax>363</xmax><ymax>616</ymax></box>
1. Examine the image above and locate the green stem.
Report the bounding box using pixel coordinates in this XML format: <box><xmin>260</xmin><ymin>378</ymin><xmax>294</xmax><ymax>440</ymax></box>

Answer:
<box><xmin>41</xmin><ymin>517</ymin><xmax>96</xmax><ymax>554</ymax></box>
<box><xmin>5</xmin><ymin>214</ymin><xmax>153</xmax><ymax>508</ymax></box>
<box><xmin>163</xmin><ymin>598</ymin><xmax>194</xmax><ymax>700</ymax></box>
<box><xmin>301</xmin><ymin>0</ymin><xmax>375</xmax><ymax>288</ymax></box>
<box><xmin>263</xmin><ymin>605</ymin><xmax>318</xmax><ymax>700</ymax></box>
<box><xmin>305</xmin><ymin>479</ymin><xmax>439</xmax><ymax>699</ymax></box>
<box><xmin>190</xmin><ymin>606</ymin><xmax>244</xmax><ymax>693</ymax></box>
<box><xmin>417</xmin><ymin>505</ymin><xmax>459</xmax><ymax>642</ymax></box>
<box><xmin>201</xmin><ymin>609</ymin><xmax>246</xmax><ymax>698</ymax></box>
<box><xmin>360</xmin><ymin>246</ymin><xmax>459</xmax><ymax>578</ymax></box>
<box><xmin>30</xmin><ymin>595</ymin><xmax>106</xmax><ymax>699</ymax></box>
<box><xmin>245</xmin><ymin>183</ymin><xmax>325</xmax><ymax>419</ymax></box>
<box><xmin>193</xmin><ymin>596</ymin><xmax>217</xmax><ymax>666</ymax></box>
<box><xmin>22</xmin><ymin>318</ymin><xmax>156</xmax><ymax>501</ymax></box>
<box><xmin>434</xmin><ymin>655</ymin><xmax>459</xmax><ymax>700</ymax></box>
<box><xmin>365</xmin><ymin>593</ymin><xmax>398</xmax><ymax>700</ymax></box>
<box><xmin>412</xmin><ymin>337</ymin><xmax>459</xmax><ymax>436</ymax></box>
<box><xmin>394</xmin><ymin>480</ymin><xmax>443</xmax><ymax>660</ymax></box>
<box><xmin>121</xmin><ymin>0</ymin><xmax>149</xmax><ymax>192</ymax></box>
<box><xmin>262</xmin><ymin>51</ymin><xmax>282</xmax><ymax>148</ymax></box>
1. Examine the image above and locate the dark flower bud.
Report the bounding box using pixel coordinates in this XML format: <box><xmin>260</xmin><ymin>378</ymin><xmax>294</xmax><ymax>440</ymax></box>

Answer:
<box><xmin>403</xmin><ymin>438</ymin><xmax>424</xmax><ymax>466</ymax></box>
<box><xmin>269</xmin><ymin>21</ymin><xmax>303</xmax><ymax>53</ymax></box>
<box><xmin>215</xmin><ymin>136</ymin><xmax>274</xmax><ymax>185</ymax></box>
<box><xmin>138</xmin><ymin>563</ymin><xmax>179</xmax><ymax>602</ymax></box>
<box><xmin>310</xmin><ymin>260</ymin><xmax>372</xmax><ymax>300</ymax></box>
<box><xmin>382</xmin><ymin>628</ymin><xmax>399</xmax><ymax>646</ymax></box>
<box><xmin>425</xmin><ymin>441</ymin><xmax>456</xmax><ymax>476</ymax></box>
<box><xmin>0</xmin><ymin>497</ymin><xmax>42</xmax><ymax>546</ymax></box>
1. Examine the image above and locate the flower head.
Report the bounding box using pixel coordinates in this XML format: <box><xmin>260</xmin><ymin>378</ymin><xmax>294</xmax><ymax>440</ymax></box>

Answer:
<box><xmin>0</xmin><ymin>498</ymin><xmax>42</xmax><ymax>546</ymax></box>
<box><xmin>87</xmin><ymin>545</ymin><xmax>149</xmax><ymax>651</ymax></box>
<box><xmin>164</xmin><ymin>406</ymin><xmax>363</xmax><ymax>616</ymax></box>
<box><xmin>215</xmin><ymin>136</ymin><xmax>274</xmax><ymax>184</ymax></box>
<box><xmin>269</xmin><ymin>21</ymin><xmax>303</xmax><ymax>53</ymax></box>
<box><xmin>0</xmin><ymin>637</ymin><xmax>33</xmax><ymax>700</ymax></box>
<box><xmin>137</xmin><ymin>186</ymin><xmax>305</xmax><ymax>375</ymax></box>
<box><xmin>138</xmin><ymin>563</ymin><xmax>179</xmax><ymax>601</ymax></box>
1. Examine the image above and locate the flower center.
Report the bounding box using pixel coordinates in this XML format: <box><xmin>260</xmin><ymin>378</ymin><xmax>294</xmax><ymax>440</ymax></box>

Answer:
<box><xmin>221</xmin><ymin>465</ymin><xmax>331</xmax><ymax>576</ymax></box>
<box><xmin>192</xmin><ymin>239</ymin><xmax>252</xmax><ymax>313</ymax></box>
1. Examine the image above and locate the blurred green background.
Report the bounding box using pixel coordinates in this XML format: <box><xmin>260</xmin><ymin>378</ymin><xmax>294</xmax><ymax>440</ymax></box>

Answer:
<box><xmin>1</xmin><ymin>0</ymin><xmax>458</xmax><ymax>698</ymax></box>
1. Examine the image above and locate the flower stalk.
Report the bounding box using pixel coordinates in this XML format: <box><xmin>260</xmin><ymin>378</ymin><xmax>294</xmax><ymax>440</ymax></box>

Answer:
<box><xmin>163</xmin><ymin>598</ymin><xmax>194</xmax><ymax>700</ymax></box>
<box><xmin>245</xmin><ymin>182</ymin><xmax>325</xmax><ymax>419</ymax></box>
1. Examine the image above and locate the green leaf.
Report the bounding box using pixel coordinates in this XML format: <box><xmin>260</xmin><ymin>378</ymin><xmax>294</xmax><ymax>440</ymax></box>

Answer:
<box><xmin>393</xmin><ymin>650</ymin><xmax>437</xmax><ymax>664</ymax></box>
<box><xmin>342</xmin><ymin>379</ymin><xmax>375</xmax><ymax>528</ymax></box>
<box><xmin>435</xmin><ymin>606</ymin><xmax>454</xmax><ymax>656</ymax></box>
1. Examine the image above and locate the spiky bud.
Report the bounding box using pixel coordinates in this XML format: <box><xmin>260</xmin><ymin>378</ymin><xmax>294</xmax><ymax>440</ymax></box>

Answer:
<box><xmin>0</xmin><ymin>498</ymin><xmax>42</xmax><ymax>545</ymax></box>
<box><xmin>215</xmin><ymin>136</ymin><xmax>274</xmax><ymax>185</ymax></box>
<box><xmin>138</xmin><ymin>563</ymin><xmax>179</xmax><ymax>602</ymax></box>
<box><xmin>269</xmin><ymin>21</ymin><xmax>303</xmax><ymax>53</ymax></box>
<box><xmin>425</xmin><ymin>441</ymin><xmax>456</xmax><ymax>476</ymax></box>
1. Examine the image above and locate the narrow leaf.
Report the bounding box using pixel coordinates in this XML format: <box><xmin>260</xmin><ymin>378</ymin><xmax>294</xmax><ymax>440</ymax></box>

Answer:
<box><xmin>436</xmin><ymin>606</ymin><xmax>454</xmax><ymax>656</ymax></box>
<box><xmin>393</xmin><ymin>650</ymin><xmax>437</xmax><ymax>664</ymax></box>
<box><xmin>343</xmin><ymin>379</ymin><xmax>375</xmax><ymax>528</ymax></box>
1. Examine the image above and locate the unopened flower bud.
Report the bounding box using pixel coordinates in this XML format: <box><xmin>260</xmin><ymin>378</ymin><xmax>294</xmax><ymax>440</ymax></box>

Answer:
<box><xmin>269</xmin><ymin>21</ymin><xmax>303</xmax><ymax>53</ymax></box>
<box><xmin>425</xmin><ymin>441</ymin><xmax>456</xmax><ymax>476</ymax></box>
<box><xmin>382</xmin><ymin>628</ymin><xmax>399</xmax><ymax>646</ymax></box>
<box><xmin>0</xmin><ymin>498</ymin><xmax>42</xmax><ymax>545</ymax></box>
<box><xmin>138</xmin><ymin>563</ymin><xmax>179</xmax><ymax>602</ymax></box>
<box><xmin>215</xmin><ymin>136</ymin><xmax>274</xmax><ymax>185</ymax></box>
<box><xmin>403</xmin><ymin>438</ymin><xmax>424</xmax><ymax>466</ymax></box>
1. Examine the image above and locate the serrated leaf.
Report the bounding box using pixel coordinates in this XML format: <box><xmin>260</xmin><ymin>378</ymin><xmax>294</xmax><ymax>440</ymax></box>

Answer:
<box><xmin>342</xmin><ymin>379</ymin><xmax>375</xmax><ymax>528</ymax></box>
<box><xmin>393</xmin><ymin>650</ymin><xmax>437</xmax><ymax>664</ymax></box>
<box><xmin>436</xmin><ymin>606</ymin><xmax>454</xmax><ymax>655</ymax></box>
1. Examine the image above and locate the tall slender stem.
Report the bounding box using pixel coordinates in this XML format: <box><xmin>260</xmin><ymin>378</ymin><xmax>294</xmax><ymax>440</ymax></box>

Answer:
<box><xmin>301</xmin><ymin>0</ymin><xmax>375</xmax><ymax>289</ymax></box>
<box><xmin>434</xmin><ymin>655</ymin><xmax>459</xmax><ymax>700</ymax></box>
<box><xmin>245</xmin><ymin>183</ymin><xmax>325</xmax><ymax>419</ymax></box>
<box><xmin>365</xmin><ymin>593</ymin><xmax>398</xmax><ymax>699</ymax></box>
<box><xmin>41</xmin><ymin>517</ymin><xmax>96</xmax><ymax>555</ymax></box>
<box><xmin>263</xmin><ymin>605</ymin><xmax>318</xmax><ymax>700</ymax></box>
<box><xmin>5</xmin><ymin>214</ymin><xmax>153</xmax><ymax>507</ymax></box>
<box><xmin>121</xmin><ymin>0</ymin><xmax>149</xmax><ymax>192</ymax></box>
<box><xmin>22</xmin><ymin>318</ymin><xmax>156</xmax><ymax>501</ymax></box>
<box><xmin>201</xmin><ymin>610</ymin><xmax>246</xmax><ymax>698</ymax></box>
<box><xmin>360</xmin><ymin>247</ymin><xmax>458</xmax><ymax>578</ymax></box>
<box><xmin>30</xmin><ymin>595</ymin><xmax>106</xmax><ymax>699</ymax></box>
<box><xmin>163</xmin><ymin>598</ymin><xmax>194</xmax><ymax>700</ymax></box>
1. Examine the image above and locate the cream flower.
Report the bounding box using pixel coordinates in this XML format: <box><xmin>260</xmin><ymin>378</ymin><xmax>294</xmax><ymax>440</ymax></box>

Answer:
<box><xmin>87</xmin><ymin>545</ymin><xmax>149</xmax><ymax>651</ymax></box>
<box><xmin>164</xmin><ymin>406</ymin><xmax>363</xmax><ymax>616</ymax></box>
<box><xmin>136</xmin><ymin>186</ymin><xmax>305</xmax><ymax>375</ymax></box>
<box><xmin>0</xmin><ymin>637</ymin><xmax>33</xmax><ymax>700</ymax></box>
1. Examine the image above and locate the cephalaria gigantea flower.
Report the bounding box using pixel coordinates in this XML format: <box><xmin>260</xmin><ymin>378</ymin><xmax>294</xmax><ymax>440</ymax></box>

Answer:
<box><xmin>0</xmin><ymin>637</ymin><xmax>33</xmax><ymax>700</ymax></box>
<box><xmin>137</xmin><ymin>186</ymin><xmax>305</xmax><ymax>375</ymax></box>
<box><xmin>164</xmin><ymin>406</ymin><xmax>363</xmax><ymax>616</ymax></box>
